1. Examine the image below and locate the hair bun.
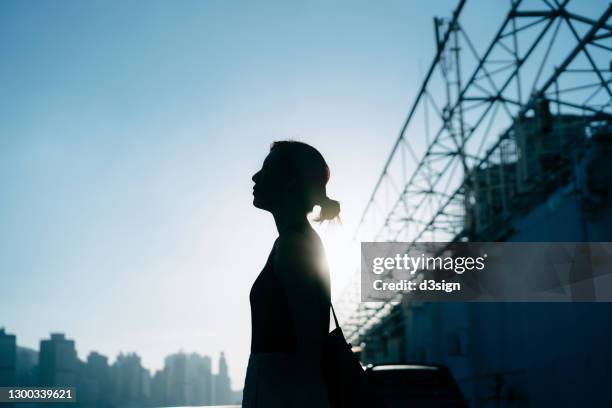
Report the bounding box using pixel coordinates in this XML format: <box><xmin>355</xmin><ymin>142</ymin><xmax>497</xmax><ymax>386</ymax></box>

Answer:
<box><xmin>316</xmin><ymin>196</ymin><xmax>341</xmax><ymax>221</ymax></box>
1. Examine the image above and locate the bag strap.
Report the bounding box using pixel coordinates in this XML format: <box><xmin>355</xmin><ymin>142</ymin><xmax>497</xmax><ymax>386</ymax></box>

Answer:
<box><xmin>330</xmin><ymin>303</ymin><xmax>340</xmax><ymax>330</ymax></box>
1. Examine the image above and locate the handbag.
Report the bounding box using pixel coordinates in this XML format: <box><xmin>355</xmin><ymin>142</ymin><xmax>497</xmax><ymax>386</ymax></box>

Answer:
<box><xmin>322</xmin><ymin>304</ymin><xmax>385</xmax><ymax>408</ymax></box>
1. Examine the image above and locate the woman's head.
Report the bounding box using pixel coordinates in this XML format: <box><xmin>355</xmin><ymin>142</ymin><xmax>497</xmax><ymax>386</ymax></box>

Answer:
<box><xmin>251</xmin><ymin>141</ymin><xmax>340</xmax><ymax>221</ymax></box>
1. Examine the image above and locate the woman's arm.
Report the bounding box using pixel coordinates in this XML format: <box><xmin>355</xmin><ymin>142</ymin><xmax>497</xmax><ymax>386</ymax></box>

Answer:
<box><xmin>274</xmin><ymin>231</ymin><xmax>331</xmax><ymax>375</ymax></box>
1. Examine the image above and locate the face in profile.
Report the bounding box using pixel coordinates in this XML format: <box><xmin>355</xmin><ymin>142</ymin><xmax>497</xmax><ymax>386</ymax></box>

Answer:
<box><xmin>251</xmin><ymin>149</ymin><xmax>294</xmax><ymax>212</ymax></box>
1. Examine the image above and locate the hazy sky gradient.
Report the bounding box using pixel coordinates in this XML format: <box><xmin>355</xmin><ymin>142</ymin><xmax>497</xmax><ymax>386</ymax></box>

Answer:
<box><xmin>1</xmin><ymin>0</ymin><xmax>605</xmax><ymax>388</ymax></box>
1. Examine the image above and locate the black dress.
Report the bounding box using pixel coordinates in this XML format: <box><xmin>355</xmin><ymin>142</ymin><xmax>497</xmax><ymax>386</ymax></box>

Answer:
<box><xmin>248</xmin><ymin>239</ymin><xmax>297</xmax><ymax>354</ymax></box>
<box><xmin>242</xmin><ymin>227</ymin><xmax>331</xmax><ymax>408</ymax></box>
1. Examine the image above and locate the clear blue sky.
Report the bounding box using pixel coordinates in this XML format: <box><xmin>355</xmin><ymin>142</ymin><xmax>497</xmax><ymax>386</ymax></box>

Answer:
<box><xmin>1</xmin><ymin>0</ymin><xmax>606</xmax><ymax>389</ymax></box>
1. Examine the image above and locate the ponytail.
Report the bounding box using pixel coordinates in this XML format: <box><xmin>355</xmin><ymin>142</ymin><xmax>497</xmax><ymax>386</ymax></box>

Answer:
<box><xmin>315</xmin><ymin>195</ymin><xmax>341</xmax><ymax>222</ymax></box>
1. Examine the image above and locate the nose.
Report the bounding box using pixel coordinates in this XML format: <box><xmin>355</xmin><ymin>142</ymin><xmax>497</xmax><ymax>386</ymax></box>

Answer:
<box><xmin>252</xmin><ymin>171</ymin><xmax>260</xmax><ymax>183</ymax></box>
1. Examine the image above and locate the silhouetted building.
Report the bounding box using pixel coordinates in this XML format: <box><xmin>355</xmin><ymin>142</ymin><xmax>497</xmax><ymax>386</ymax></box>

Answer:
<box><xmin>79</xmin><ymin>351</ymin><xmax>112</xmax><ymax>407</ymax></box>
<box><xmin>16</xmin><ymin>346</ymin><xmax>38</xmax><ymax>386</ymax></box>
<box><xmin>186</xmin><ymin>353</ymin><xmax>213</xmax><ymax>406</ymax></box>
<box><xmin>38</xmin><ymin>333</ymin><xmax>77</xmax><ymax>386</ymax></box>
<box><xmin>230</xmin><ymin>388</ymin><xmax>243</xmax><ymax>406</ymax></box>
<box><xmin>0</xmin><ymin>328</ymin><xmax>17</xmax><ymax>386</ymax></box>
<box><xmin>213</xmin><ymin>351</ymin><xmax>231</xmax><ymax>405</ymax></box>
<box><xmin>111</xmin><ymin>352</ymin><xmax>149</xmax><ymax>407</ymax></box>
<box><xmin>164</xmin><ymin>352</ymin><xmax>188</xmax><ymax>406</ymax></box>
<box><xmin>150</xmin><ymin>369</ymin><xmax>167</xmax><ymax>407</ymax></box>
<box><xmin>161</xmin><ymin>351</ymin><xmax>215</xmax><ymax>406</ymax></box>
<box><xmin>141</xmin><ymin>367</ymin><xmax>151</xmax><ymax>405</ymax></box>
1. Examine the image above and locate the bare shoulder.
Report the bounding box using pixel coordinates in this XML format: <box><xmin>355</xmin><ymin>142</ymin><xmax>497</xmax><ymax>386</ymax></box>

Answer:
<box><xmin>274</xmin><ymin>229</ymin><xmax>326</xmax><ymax>277</ymax></box>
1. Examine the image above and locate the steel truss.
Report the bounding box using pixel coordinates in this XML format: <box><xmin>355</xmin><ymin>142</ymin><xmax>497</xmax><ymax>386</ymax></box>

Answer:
<box><xmin>341</xmin><ymin>0</ymin><xmax>612</xmax><ymax>343</ymax></box>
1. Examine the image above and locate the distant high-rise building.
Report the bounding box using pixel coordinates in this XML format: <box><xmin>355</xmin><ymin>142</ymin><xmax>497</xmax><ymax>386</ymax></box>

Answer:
<box><xmin>0</xmin><ymin>328</ymin><xmax>17</xmax><ymax>386</ymax></box>
<box><xmin>16</xmin><ymin>346</ymin><xmax>38</xmax><ymax>386</ymax></box>
<box><xmin>111</xmin><ymin>352</ymin><xmax>148</xmax><ymax>406</ymax></box>
<box><xmin>150</xmin><ymin>368</ymin><xmax>167</xmax><ymax>406</ymax></box>
<box><xmin>214</xmin><ymin>351</ymin><xmax>231</xmax><ymax>405</ymax></box>
<box><xmin>141</xmin><ymin>366</ymin><xmax>151</xmax><ymax>405</ymax></box>
<box><xmin>38</xmin><ymin>333</ymin><xmax>77</xmax><ymax>387</ymax></box>
<box><xmin>164</xmin><ymin>352</ymin><xmax>188</xmax><ymax>405</ymax></box>
<box><xmin>231</xmin><ymin>388</ymin><xmax>244</xmax><ymax>406</ymax></box>
<box><xmin>79</xmin><ymin>351</ymin><xmax>112</xmax><ymax>407</ymax></box>
<box><xmin>186</xmin><ymin>353</ymin><xmax>213</xmax><ymax>406</ymax></box>
<box><xmin>162</xmin><ymin>351</ymin><xmax>214</xmax><ymax>406</ymax></box>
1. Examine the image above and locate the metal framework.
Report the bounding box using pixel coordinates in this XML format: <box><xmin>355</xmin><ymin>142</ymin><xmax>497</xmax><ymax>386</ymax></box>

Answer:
<box><xmin>341</xmin><ymin>0</ymin><xmax>612</xmax><ymax>343</ymax></box>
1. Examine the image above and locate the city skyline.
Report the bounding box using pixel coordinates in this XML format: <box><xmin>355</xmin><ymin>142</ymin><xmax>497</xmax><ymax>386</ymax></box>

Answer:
<box><xmin>0</xmin><ymin>327</ymin><xmax>241</xmax><ymax>406</ymax></box>
<box><xmin>1</xmin><ymin>326</ymin><xmax>237</xmax><ymax>378</ymax></box>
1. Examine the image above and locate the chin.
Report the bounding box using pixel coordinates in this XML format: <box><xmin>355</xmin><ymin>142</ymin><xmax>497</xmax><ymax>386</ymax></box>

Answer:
<box><xmin>252</xmin><ymin>196</ymin><xmax>264</xmax><ymax>210</ymax></box>
<box><xmin>252</xmin><ymin>197</ymin><xmax>272</xmax><ymax>212</ymax></box>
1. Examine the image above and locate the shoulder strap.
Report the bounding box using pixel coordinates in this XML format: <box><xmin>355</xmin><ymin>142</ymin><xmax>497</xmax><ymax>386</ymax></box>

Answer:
<box><xmin>330</xmin><ymin>303</ymin><xmax>340</xmax><ymax>330</ymax></box>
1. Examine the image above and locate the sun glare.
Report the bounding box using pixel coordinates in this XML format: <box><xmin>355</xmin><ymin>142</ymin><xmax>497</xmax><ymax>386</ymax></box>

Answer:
<box><xmin>312</xmin><ymin>220</ymin><xmax>360</xmax><ymax>294</ymax></box>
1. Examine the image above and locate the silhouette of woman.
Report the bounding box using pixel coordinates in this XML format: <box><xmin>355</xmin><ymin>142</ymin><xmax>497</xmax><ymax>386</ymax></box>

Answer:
<box><xmin>242</xmin><ymin>141</ymin><xmax>340</xmax><ymax>408</ymax></box>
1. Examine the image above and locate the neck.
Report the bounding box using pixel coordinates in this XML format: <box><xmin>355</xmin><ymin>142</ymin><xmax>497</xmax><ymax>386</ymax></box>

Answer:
<box><xmin>272</xmin><ymin>208</ymin><xmax>309</xmax><ymax>235</ymax></box>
